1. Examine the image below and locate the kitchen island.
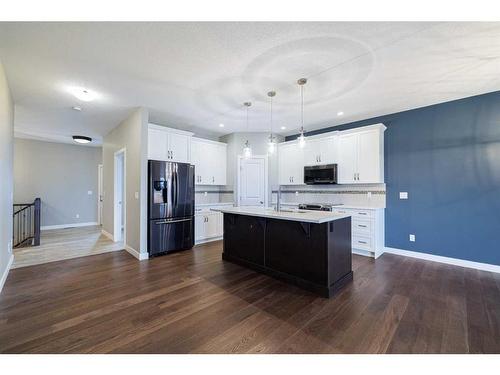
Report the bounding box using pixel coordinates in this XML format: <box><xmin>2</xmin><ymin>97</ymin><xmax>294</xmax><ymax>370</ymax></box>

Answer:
<box><xmin>212</xmin><ymin>207</ymin><xmax>353</xmax><ymax>298</ymax></box>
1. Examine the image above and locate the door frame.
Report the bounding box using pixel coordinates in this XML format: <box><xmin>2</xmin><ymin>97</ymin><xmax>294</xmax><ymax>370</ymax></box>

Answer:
<box><xmin>114</xmin><ymin>148</ymin><xmax>126</xmax><ymax>243</ymax></box>
<box><xmin>97</xmin><ymin>164</ymin><xmax>103</xmax><ymax>225</ymax></box>
<box><xmin>237</xmin><ymin>154</ymin><xmax>269</xmax><ymax>207</ymax></box>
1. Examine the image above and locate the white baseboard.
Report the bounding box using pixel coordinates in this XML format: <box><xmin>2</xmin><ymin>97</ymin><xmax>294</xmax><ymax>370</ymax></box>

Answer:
<box><xmin>125</xmin><ymin>245</ymin><xmax>149</xmax><ymax>261</ymax></box>
<box><xmin>0</xmin><ymin>254</ymin><xmax>14</xmax><ymax>294</ymax></box>
<box><xmin>384</xmin><ymin>247</ymin><xmax>500</xmax><ymax>274</ymax></box>
<box><xmin>101</xmin><ymin>229</ymin><xmax>114</xmax><ymax>242</ymax></box>
<box><xmin>352</xmin><ymin>249</ymin><xmax>374</xmax><ymax>258</ymax></box>
<box><xmin>41</xmin><ymin>221</ymin><xmax>99</xmax><ymax>231</ymax></box>
<box><xmin>195</xmin><ymin>236</ymin><xmax>223</xmax><ymax>246</ymax></box>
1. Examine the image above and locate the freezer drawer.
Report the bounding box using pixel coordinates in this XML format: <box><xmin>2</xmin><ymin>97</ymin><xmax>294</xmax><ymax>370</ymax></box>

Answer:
<box><xmin>148</xmin><ymin>217</ymin><xmax>194</xmax><ymax>256</ymax></box>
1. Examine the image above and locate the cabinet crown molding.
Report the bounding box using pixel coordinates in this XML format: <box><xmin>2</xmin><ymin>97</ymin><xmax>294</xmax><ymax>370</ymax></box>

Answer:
<box><xmin>148</xmin><ymin>123</ymin><xmax>194</xmax><ymax>137</ymax></box>
<box><xmin>192</xmin><ymin>137</ymin><xmax>228</xmax><ymax>147</ymax></box>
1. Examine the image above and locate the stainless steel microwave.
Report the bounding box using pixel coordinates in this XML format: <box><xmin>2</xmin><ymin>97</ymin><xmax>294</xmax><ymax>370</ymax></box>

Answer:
<box><xmin>304</xmin><ymin>164</ymin><xmax>338</xmax><ymax>185</ymax></box>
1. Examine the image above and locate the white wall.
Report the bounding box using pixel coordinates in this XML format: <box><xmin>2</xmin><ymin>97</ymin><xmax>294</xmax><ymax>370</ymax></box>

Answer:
<box><xmin>0</xmin><ymin>59</ymin><xmax>14</xmax><ymax>292</ymax></box>
<box><xmin>102</xmin><ymin>108</ymin><xmax>148</xmax><ymax>257</ymax></box>
<box><xmin>14</xmin><ymin>138</ymin><xmax>102</xmax><ymax>227</ymax></box>
<box><xmin>219</xmin><ymin>132</ymin><xmax>283</xmax><ymax>205</ymax></box>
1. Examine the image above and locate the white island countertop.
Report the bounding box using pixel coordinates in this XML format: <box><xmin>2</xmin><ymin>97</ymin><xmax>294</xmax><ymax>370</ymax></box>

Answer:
<box><xmin>211</xmin><ymin>206</ymin><xmax>351</xmax><ymax>224</ymax></box>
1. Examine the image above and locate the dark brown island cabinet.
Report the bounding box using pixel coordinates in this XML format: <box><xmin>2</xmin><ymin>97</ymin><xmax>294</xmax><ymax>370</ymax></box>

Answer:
<box><xmin>217</xmin><ymin>208</ymin><xmax>353</xmax><ymax>298</ymax></box>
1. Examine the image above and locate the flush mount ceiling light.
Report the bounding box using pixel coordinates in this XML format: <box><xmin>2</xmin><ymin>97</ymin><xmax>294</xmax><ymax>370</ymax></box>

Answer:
<box><xmin>72</xmin><ymin>106</ymin><xmax>82</xmax><ymax>111</ymax></box>
<box><xmin>69</xmin><ymin>87</ymin><xmax>98</xmax><ymax>102</ymax></box>
<box><xmin>337</xmin><ymin>111</ymin><xmax>344</xmax><ymax>116</ymax></box>
<box><xmin>219</xmin><ymin>123</ymin><xmax>225</xmax><ymax>128</ymax></box>
<box><xmin>297</xmin><ymin>78</ymin><xmax>307</xmax><ymax>148</ymax></box>
<box><xmin>280</xmin><ymin>126</ymin><xmax>287</xmax><ymax>130</ymax></box>
<box><xmin>242</xmin><ymin>102</ymin><xmax>252</xmax><ymax>158</ymax></box>
<box><xmin>267</xmin><ymin>91</ymin><xmax>277</xmax><ymax>155</ymax></box>
<box><xmin>72</xmin><ymin>135</ymin><xmax>92</xmax><ymax>144</ymax></box>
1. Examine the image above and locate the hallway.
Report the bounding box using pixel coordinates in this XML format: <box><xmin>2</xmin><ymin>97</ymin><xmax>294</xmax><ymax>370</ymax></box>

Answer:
<box><xmin>12</xmin><ymin>226</ymin><xmax>124</xmax><ymax>269</ymax></box>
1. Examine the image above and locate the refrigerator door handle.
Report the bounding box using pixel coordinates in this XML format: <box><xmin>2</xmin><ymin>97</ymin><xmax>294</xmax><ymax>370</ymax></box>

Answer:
<box><xmin>154</xmin><ymin>218</ymin><xmax>191</xmax><ymax>225</ymax></box>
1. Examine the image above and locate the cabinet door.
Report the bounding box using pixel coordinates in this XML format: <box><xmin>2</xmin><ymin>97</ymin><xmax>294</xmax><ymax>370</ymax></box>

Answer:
<box><xmin>148</xmin><ymin>128</ymin><xmax>169</xmax><ymax>161</ymax></box>
<box><xmin>213</xmin><ymin>143</ymin><xmax>227</xmax><ymax>185</ymax></box>
<box><xmin>303</xmin><ymin>138</ymin><xmax>321</xmax><ymax>166</ymax></box>
<box><xmin>357</xmin><ymin>130</ymin><xmax>382</xmax><ymax>183</ymax></box>
<box><xmin>278</xmin><ymin>143</ymin><xmax>294</xmax><ymax>185</ymax></box>
<box><xmin>168</xmin><ymin>132</ymin><xmax>191</xmax><ymax>163</ymax></box>
<box><xmin>291</xmin><ymin>145</ymin><xmax>305</xmax><ymax>184</ymax></box>
<box><xmin>191</xmin><ymin>139</ymin><xmax>206</xmax><ymax>184</ymax></box>
<box><xmin>338</xmin><ymin>133</ymin><xmax>358</xmax><ymax>184</ymax></box>
<box><xmin>195</xmin><ymin>214</ymin><xmax>206</xmax><ymax>241</ymax></box>
<box><xmin>319</xmin><ymin>136</ymin><xmax>337</xmax><ymax>164</ymax></box>
<box><xmin>205</xmin><ymin>213</ymin><xmax>219</xmax><ymax>238</ymax></box>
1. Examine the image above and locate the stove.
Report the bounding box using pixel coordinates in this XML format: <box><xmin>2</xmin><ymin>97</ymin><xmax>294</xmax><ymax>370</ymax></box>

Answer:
<box><xmin>298</xmin><ymin>203</ymin><xmax>343</xmax><ymax>212</ymax></box>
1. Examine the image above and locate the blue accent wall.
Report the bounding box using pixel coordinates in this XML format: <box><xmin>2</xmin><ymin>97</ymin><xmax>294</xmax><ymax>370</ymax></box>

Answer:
<box><xmin>286</xmin><ymin>92</ymin><xmax>500</xmax><ymax>266</ymax></box>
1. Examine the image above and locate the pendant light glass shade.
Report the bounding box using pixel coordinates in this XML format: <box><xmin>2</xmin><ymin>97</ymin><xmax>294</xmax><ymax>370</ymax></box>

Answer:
<box><xmin>297</xmin><ymin>78</ymin><xmax>307</xmax><ymax>148</ymax></box>
<box><xmin>243</xmin><ymin>140</ymin><xmax>252</xmax><ymax>158</ymax></box>
<box><xmin>267</xmin><ymin>91</ymin><xmax>277</xmax><ymax>154</ymax></box>
<box><xmin>243</xmin><ymin>102</ymin><xmax>252</xmax><ymax>158</ymax></box>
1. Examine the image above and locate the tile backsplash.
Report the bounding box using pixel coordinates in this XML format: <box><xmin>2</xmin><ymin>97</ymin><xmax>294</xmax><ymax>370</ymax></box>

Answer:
<box><xmin>195</xmin><ymin>186</ymin><xmax>234</xmax><ymax>205</ymax></box>
<box><xmin>272</xmin><ymin>184</ymin><xmax>386</xmax><ymax>208</ymax></box>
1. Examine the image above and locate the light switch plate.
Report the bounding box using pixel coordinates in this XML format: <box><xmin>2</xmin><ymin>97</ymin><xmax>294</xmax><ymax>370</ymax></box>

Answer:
<box><xmin>399</xmin><ymin>192</ymin><xmax>408</xmax><ymax>200</ymax></box>
<box><xmin>409</xmin><ymin>234</ymin><xmax>415</xmax><ymax>242</ymax></box>
<box><xmin>87</xmin><ymin>190</ymin><xmax>93</xmax><ymax>195</ymax></box>
<box><xmin>76</xmin><ymin>214</ymin><xmax>80</xmax><ymax>219</ymax></box>
<box><xmin>135</xmin><ymin>192</ymin><xmax>139</xmax><ymax>199</ymax></box>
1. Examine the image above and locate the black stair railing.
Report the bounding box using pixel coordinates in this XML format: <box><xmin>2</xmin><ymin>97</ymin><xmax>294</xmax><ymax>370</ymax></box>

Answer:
<box><xmin>13</xmin><ymin>198</ymin><xmax>41</xmax><ymax>248</ymax></box>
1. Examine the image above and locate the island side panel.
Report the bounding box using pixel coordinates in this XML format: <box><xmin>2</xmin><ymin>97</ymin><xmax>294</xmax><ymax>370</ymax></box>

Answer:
<box><xmin>222</xmin><ymin>213</ymin><xmax>265</xmax><ymax>266</ymax></box>
<box><xmin>264</xmin><ymin>219</ymin><xmax>328</xmax><ymax>286</ymax></box>
<box><xmin>328</xmin><ymin>217</ymin><xmax>353</xmax><ymax>291</ymax></box>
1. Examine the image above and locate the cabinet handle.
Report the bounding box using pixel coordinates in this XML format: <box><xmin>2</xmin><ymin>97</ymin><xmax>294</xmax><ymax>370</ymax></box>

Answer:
<box><xmin>212</xmin><ymin>176</ymin><xmax>215</xmax><ymax>183</ymax></box>
<box><xmin>358</xmin><ymin>240</ymin><xmax>367</xmax><ymax>244</ymax></box>
<box><xmin>358</xmin><ymin>224</ymin><xmax>367</xmax><ymax>228</ymax></box>
<box><xmin>358</xmin><ymin>212</ymin><xmax>367</xmax><ymax>215</ymax></box>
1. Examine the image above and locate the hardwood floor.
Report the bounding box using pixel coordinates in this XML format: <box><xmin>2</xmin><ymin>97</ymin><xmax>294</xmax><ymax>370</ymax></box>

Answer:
<box><xmin>1</xmin><ymin>240</ymin><xmax>500</xmax><ymax>353</ymax></box>
<box><xmin>12</xmin><ymin>225</ymin><xmax>124</xmax><ymax>269</ymax></box>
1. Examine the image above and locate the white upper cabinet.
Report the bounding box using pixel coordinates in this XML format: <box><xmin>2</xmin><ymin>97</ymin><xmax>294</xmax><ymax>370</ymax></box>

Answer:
<box><xmin>147</xmin><ymin>124</ymin><xmax>193</xmax><ymax>163</ymax></box>
<box><xmin>191</xmin><ymin>137</ymin><xmax>227</xmax><ymax>185</ymax></box>
<box><xmin>303</xmin><ymin>135</ymin><xmax>338</xmax><ymax>166</ymax></box>
<box><xmin>337</xmin><ymin>124</ymin><xmax>386</xmax><ymax>184</ymax></box>
<box><xmin>278</xmin><ymin>142</ymin><xmax>305</xmax><ymax>185</ymax></box>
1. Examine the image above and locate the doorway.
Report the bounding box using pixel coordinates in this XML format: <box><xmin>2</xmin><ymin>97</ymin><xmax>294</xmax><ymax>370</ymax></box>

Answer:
<box><xmin>114</xmin><ymin>149</ymin><xmax>126</xmax><ymax>243</ymax></box>
<box><xmin>97</xmin><ymin>164</ymin><xmax>103</xmax><ymax>225</ymax></box>
<box><xmin>237</xmin><ymin>155</ymin><xmax>268</xmax><ymax>207</ymax></box>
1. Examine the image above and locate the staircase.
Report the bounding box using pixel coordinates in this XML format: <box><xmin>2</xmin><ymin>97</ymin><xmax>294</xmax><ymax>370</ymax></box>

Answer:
<box><xmin>13</xmin><ymin>198</ymin><xmax>41</xmax><ymax>248</ymax></box>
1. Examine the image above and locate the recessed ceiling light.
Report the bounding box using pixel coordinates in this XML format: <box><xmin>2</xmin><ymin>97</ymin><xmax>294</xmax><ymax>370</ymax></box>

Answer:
<box><xmin>219</xmin><ymin>123</ymin><xmax>224</xmax><ymax>128</ymax></box>
<box><xmin>337</xmin><ymin>111</ymin><xmax>344</xmax><ymax>116</ymax></box>
<box><xmin>69</xmin><ymin>87</ymin><xmax>97</xmax><ymax>102</ymax></box>
<box><xmin>72</xmin><ymin>106</ymin><xmax>82</xmax><ymax>111</ymax></box>
<box><xmin>72</xmin><ymin>135</ymin><xmax>92</xmax><ymax>144</ymax></box>
<box><xmin>280</xmin><ymin>126</ymin><xmax>286</xmax><ymax>130</ymax></box>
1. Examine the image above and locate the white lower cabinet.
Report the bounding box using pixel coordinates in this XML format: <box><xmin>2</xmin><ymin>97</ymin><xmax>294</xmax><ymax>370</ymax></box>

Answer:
<box><xmin>333</xmin><ymin>207</ymin><xmax>385</xmax><ymax>258</ymax></box>
<box><xmin>195</xmin><ymin>209</ymin><xmax>224</xmax><ymax>244</ymax></box>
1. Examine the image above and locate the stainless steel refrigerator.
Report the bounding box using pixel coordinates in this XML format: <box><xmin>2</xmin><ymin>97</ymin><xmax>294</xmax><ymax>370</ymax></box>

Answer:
<box><xmin>148</xmin><ymin>160</ymin><xmax>195</xmax><ymax>256</ymax></box>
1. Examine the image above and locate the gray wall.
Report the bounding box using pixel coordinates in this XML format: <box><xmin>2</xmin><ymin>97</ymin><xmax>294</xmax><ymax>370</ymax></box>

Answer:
<box><xmin>220</xmin><ymin>132</ymin><xmax>283</xmax><ymax>205</ymax></box>
<box><xmin>102</xmin><ymin>108</ymin><xmax>148</xmax><ymax>255</ymax></box>
<box><xmin>13</xmin><ymin>138</ymin><xmax>102</xmax><ymax>227</ymax></box>
<box><xmin>0</xmin><ymin>59</ymin><xmax>14</xmax><ymax>291</ymax></box>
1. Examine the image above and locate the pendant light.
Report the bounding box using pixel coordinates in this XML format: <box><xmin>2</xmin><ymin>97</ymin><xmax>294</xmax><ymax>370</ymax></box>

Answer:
<box><xmin>297</xmin><ymin>78</ymin><xmax>307</xmax><ymax>148</ymax></box>
<box><xmin>243</xmin><ymin>101</ymin><xmax>252</xmax><ymax>158</ymax></box>
<box><xmin>267</xmin><ymin>91</ymin><xmax>277</xmax><ymax>154</ymax></box>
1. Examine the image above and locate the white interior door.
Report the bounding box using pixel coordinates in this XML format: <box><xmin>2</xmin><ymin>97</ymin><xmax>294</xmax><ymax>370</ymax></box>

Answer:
<box><xmin>98</xmin><ymin>164</ymin><xmax>103</xmax><ymax>225</ymax></box>
<box><xmin>114</xmin><ymin>150</ymin><xmax>125</xmax><ymax>243</ymax></box>
<box><xmin>239</xmin><ymin>156</ymin><xmax>266</xmax><ymax>207</ymax></box>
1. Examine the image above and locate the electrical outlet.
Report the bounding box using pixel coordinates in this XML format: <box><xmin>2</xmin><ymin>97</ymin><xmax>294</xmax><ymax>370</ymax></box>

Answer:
<box><xmin>409</xmin><ymin>234</ymin><xmax>415</xmax><ymax>242</ymax></box>
<box><xmin>76</xmin><ymin>214</ymin><xmax>80</xmax><ymax>219</ymax></box>
<box><xmin>87</xmin><ymin>190</ymin><xmax>93</xmax><ymax>195</ymax></box>
<box><xmin>135</xmin><ymin>191</ymin><xmax>139</xmax><ymax>199</ymax></box>
<box><xmin>367</xmin><ymin>192</ymin><xmax>372</xmax><ymax>199</ymax></box>
<box><xmin>295</xmin><ymin>191</ymin><xmax>299</xmax><ymax>196</ymax></box>
<box><xmin>400</xmin><ymin>192</ymin><xmax>408</xmax><ymax>200</ymax></box>
<box><xmin>204</xmin><ymin>191</ymin><xmax>208</xmax><ymax>197</ymax></box>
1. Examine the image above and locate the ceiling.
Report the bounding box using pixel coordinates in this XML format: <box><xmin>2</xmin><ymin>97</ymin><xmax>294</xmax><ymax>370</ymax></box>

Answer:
<box><xmin>1</xmin><ymin>22</ymin><xmax>500</xmax><ymax>145</ymax></box>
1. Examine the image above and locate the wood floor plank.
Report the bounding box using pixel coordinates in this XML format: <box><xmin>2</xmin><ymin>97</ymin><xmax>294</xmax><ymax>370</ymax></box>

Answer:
<box><xmin>1</xmin><ymin>240</ymin><xmax>500</xmax><ymax>353</ymax></box>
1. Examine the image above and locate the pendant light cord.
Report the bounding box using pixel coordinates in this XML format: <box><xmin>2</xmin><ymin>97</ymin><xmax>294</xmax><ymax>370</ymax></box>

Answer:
<box><xmin>300</xmin><ymin>84</ymin><xmax>304</xmax><ymax>131</ymax></box>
